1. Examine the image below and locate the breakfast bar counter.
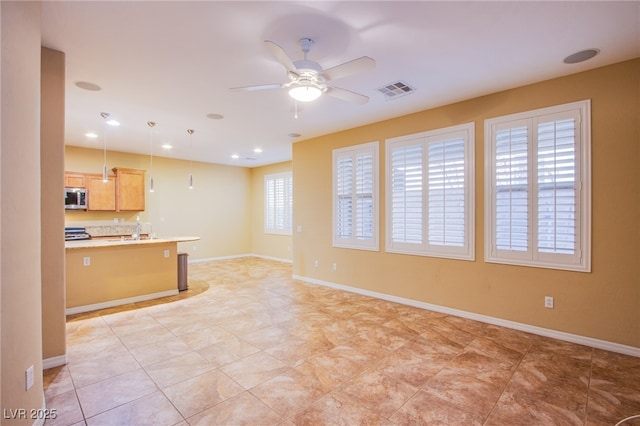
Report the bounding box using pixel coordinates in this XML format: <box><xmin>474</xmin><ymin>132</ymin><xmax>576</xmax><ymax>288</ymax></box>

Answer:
<box><xmin>65</xmin><ymin>236</ymin><xmax>199</xmax><ymax>314</ymax></box>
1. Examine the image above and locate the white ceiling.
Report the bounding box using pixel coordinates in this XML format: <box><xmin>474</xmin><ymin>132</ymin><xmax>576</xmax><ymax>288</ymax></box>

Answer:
<box><xmin>41</xmin><ymin>1</ymin><xmax>640</xmax><ymax>168</ymax></box>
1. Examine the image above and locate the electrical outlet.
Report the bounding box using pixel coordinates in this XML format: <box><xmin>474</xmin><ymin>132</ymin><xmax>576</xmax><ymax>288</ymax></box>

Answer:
<box><xmin>163</xmin><ymin>249</ymin><xmax>170</xmax><ymax>258</ymax></box>
<box><xmin>83</xmin><ymin>256</ymin><xmax>91</xmax><ymax>266</ymax></box>
<box><xmin>314</xmin><ymin>260</ymin><xmax>319</xmax><ymax>268</ymax></box>
<box><xmin>25</xmin><ymin>365</ymin><xmax>34</xmax><ymax>390</ymax></box>
<box><xmin>332</xmin><ymin>263</ymin><xmax>337</xmax><ymax>271</ymax></box>
<box><xmin>544</xmin><ymin>296</ymin><xmax>554</xmax><ymax>309</ymax></box>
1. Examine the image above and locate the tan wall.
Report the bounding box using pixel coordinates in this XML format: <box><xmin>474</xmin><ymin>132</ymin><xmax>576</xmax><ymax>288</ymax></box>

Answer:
<box><xmin>41</xmin><ymin>47</ymin><xmax>67</xmax><ymax>362</ymax></box>
<box><xmin>292</xmin><ymin>59</ymin><xmax>640</xmax><ymax>348</ymax></box>
<box><xmin>1</xmin><ymin>0</ymin><xmax>45</xmax><ymax>420</ymax></box>
<box><xmin>65</xmin><ymin>147</ymin><xmax>252</xmax><ymax>260</ymax></box>
<box><xmin>250</xmin><ymin>161</ymin><xmax>293</xmax><ymax>261</ymax></box>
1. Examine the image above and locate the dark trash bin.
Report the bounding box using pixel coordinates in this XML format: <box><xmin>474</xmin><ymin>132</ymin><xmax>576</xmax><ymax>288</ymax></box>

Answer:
<box><xmin>178</xmin><ymin>252</ymin><xmax>189</xmax><ymax>291</ymax></box>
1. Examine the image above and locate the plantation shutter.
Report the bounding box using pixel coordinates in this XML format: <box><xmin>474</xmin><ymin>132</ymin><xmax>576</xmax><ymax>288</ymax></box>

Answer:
<box><xmin>390</xmin><ymin>143</ymin><xmax>423</xmax><ymax>246</ymax></box>
<box><xmin>427</xmin><ymin>137</ymin><xmax>466</xmax><ymax>247</ymax></box>
<box><xmin>495</xmin><ymin>124</ymin><xmax>529</xmax><ymax>252</ymax></box>
<box><xmin>264</xmin><ymin>172</ymin><xmax>292</xmax><ymax>234</ymax></box>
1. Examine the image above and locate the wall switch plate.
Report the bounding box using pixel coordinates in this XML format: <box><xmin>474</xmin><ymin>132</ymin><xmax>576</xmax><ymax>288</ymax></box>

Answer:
<box><xmin>83</xmin><ymin>257</ymin><xmax>91</xmax><ymax>266</ymax></box>
<box><xmin>544</xmin><ymin>296</ymin><xmax>554</xmax><ymax>309</ymax></box>
<box><xmin>25</xmin><ymin>365</ymin><xmax>34</xmax><ymax>390</ymax></box>
<box><xmin>163</xmin><ymin>250</ymin><xmax>170</xmax><ymax>258</ymax></box>
<box><xmin>297</xmin><ymin>225</ymin><xmax>303</xmax><ymax>233</ymax></box>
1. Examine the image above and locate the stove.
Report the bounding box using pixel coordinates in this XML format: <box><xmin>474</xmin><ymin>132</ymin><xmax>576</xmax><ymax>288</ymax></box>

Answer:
<box><xmin>65</xmin><ymin>227</ymin><xmax>91</xmax><ymax>241</ymax></box>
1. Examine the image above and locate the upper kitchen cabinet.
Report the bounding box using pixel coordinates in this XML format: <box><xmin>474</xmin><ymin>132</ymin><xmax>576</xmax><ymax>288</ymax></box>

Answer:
<box><xmin>85</xmin><ymin>173</ymin><xmax>116</xmax><ymax>211</ymax></box>
<box><xmin>64</xmin><ymin>172</ymin><xmax>86</xmax><ymax>188</ymax></box>
<box><xmin>113</xmin><ymin>167</ymin><xmax>145</xmax><ymax>211</ymax></box>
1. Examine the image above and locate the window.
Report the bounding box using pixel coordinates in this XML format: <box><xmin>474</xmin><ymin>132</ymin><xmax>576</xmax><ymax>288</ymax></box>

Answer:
<box><xmin>264</xmin><ymin>172</ymin><xmax>292</xmax><ymax>235</ymax></box>
<box><xmin>333</xmin><ymin>142</ymin><xmax>379</xmax><ymax>250</ymax></box>
<box><xmin>386</xmin><ymin>123</ymin><xmax>475</xmax><ymax>260</ymax></box>
<box><xmin>485</xmin><ymin>100</ymin><xmax>591</xmax><ymax>272</ymax></box>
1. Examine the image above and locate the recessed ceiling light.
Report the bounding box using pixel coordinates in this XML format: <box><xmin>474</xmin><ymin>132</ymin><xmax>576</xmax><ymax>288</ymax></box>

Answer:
<box><xmin>75</xmin><ymin>81</ymin><xmax>102</xmax><ymax>91</ymax></box>
<box><xmin>85</xmin><ymin>132</ymin><xmax>98</xmax><ymax>138</ymax></box>
<box><xmin>288</xmin><ymin>133</ymin><xmax>301</xmax><ymax>138</ymax></box>
<box><xmin>231</xmin><ymin>154</ymin><xmax>240</xmax><ymax>159</ymax></box>
<box><xmin>206</xmin><ymin>113</ymin><xmax>224</xmax><ymax>120</ymax></box>
<box><xmin>106</xmin><ymin>119</ymin><xmax>120</xmax><ymax>126</ymax></box>
<box><xmin>563</xmin><ymin>49</ymin><xmax>600</xmax><ymax>64</ymax></box>
<box><xmin>161</xmin><ymin>144</ymin><xmax>172</xmax><ymax>150</ymax></box>
<box><xmin>253</xmin><ymin>148</ymin><xmax>263</xmax><ymax>154</ymax></box>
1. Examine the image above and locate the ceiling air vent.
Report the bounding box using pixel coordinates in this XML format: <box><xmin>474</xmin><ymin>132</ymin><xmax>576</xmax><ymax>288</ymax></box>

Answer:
<box><xmin>377</xmin><ymin>81</ymin><xmax>415</xmax><ymax>100</ymax></box>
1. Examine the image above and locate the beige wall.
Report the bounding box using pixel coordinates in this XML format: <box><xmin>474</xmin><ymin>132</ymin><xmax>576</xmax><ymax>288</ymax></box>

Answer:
<box><xmin>292</xmin><ymin>59</ymin><xmax>640</xmax><ymax>348</ymax></box>
<box><xmin>250</xmin><ymin>162</ymin><xmax>293</xmax><ymax>261</ymax></box>
<box><xmin>41</xmin><ymin>47</ymin><xmax>67</xmax><ymax>363</ymax></box>
<box><xmin>65</xmin><ymin>147</ymin><xmax>253</xmax><ymax>260</ymax></box>
<box><xmin>1</xmin><ymin>0</ymin><xmax>45</xmax><ymax>420</ymax></box>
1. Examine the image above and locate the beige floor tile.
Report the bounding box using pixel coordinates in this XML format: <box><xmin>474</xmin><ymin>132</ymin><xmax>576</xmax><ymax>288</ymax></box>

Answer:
<box><xmin>144</xmin><ymin>351</ymin><xmax>215</xmax><ymax>389</ymax></box>
<box><xmin>185</xmin><ymin>391</ymin><xmax>282</xmax><ymax>426</ymax></box>
<box><xmin>220</xmin><ymin>351</ymin><xmax>289</xmax><ymax>389</ymax></box>
<box><xmin>85</xmin><ymin>391</ymin><xmax>183</xmax><ymax>426</ymax></box>
<box><xmin>162</xmin><ymin>369</ymin><xmax>244</xmax><ymax>418</ymax></box>
<box><xmin>68</xmin><ymin>350</ymin><xmax>140</xmax><ymax>389</ymax></box>
<box><xmin>249</xmin><ymin>368</ymin><xmax>329</xmax><ymax>418</ymax></box>
<box><xmin>42</xmin><ymin>389</ymin><xmax>84</xmax><ymax>426</ymax></box>
<box><xmin>58</xmin><ymin>258</ymin><xmax>640</xmax><ymax>426</ymax></box>
<box><xmin>76</xmin><ymin>369</ymin><xmax>157</xmax><ymax>418</ymax></box>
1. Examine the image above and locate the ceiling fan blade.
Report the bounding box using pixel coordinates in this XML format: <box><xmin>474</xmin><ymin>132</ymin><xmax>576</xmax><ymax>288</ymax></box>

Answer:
<box><xmin>264</xmin><ymin>40</ymin><xmax>297</xmax><ymax>74</ymax></box>
<box><xmin>324</xmin><ymin>56</ymin><xmax>375</xmax><ymax>81</ymax></box>
<box><xmin>230</xmin><ymin>83</ymin><xmax>283</xmax><ymax>92</ymax></box>
<box><xmin>325</xmin><ymin>86</ymin><xmax>369</xmax><ymax>104</ymax></box>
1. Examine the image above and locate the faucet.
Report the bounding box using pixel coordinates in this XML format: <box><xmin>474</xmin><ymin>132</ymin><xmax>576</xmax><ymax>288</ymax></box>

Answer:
<box><xmin>143</xmin><ymin>222</ymin><xmax>153</xmax><ymax>239</ymax></box>
<box><xmin>134</xmin><ymin>217</ymin><xmax>142</xmax><ymax>240</ymax></box>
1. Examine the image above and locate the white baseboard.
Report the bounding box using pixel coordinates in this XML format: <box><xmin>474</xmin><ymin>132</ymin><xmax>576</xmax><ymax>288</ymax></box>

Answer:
<box><xmin>65</xmin><ymin>289</ymin><xmax>179</xmax><ymax>315</ymax></box>
<box><xmin>188</xmin><ymin>253</ymin><xmax>253</xmax><ymax>264</ymax></box>
<box><xmin>189</xmin><ymin>254</ymin><xmax>292</xmax><ymax>264</ymax></box>
<box><xmin>32</xmin><ymin>394</ymin><xmax>47</xmax><ymax>426</ymax></box>
<box><xmin>293</xmin><ymin>274</ymin><xmax>640</xmax><ymax>358</ymax></box>
<box><xmin>251</xmin><ymin>254</ymin><xmax>293</xmax><ymax>264</ymax></box>
<box><xmin>42</xmin><ymin>354</ymin><xmax>67</xmax><ymax>370</ymax></box>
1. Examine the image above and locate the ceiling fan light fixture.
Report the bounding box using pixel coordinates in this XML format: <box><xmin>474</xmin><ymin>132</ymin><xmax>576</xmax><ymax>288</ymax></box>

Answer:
<box><xmin>289</xmin><ymin>85</ymin><xmax>322</xmax><ymax>102</ymax></box>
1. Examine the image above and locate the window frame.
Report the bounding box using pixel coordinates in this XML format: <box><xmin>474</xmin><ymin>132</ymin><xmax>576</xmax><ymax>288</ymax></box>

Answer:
<box><xmin>264</xmin><ymin>171</ymin><xmax>293</xmax><ymax>236</ymax></box>
<box><xmin>385</xmin><ymin>122</ymin><xmax>475</xmax><ymax>261</ymax></box>
<box><xmin>484</xmin><ymin>100</ymin><xmax>591</xmax><ymax>272</ymax></box>
<box><xmin>332</xmin><ymin>141</ymin><xmax>380</xmax><ymax>251</ymax></box>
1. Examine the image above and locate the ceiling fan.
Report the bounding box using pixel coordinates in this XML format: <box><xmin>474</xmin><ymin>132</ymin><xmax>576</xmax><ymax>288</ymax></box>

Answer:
<box><xmin>231</xmin><ymin>38</ymin><xmax>375</xmax><ymax>104</ymax></box>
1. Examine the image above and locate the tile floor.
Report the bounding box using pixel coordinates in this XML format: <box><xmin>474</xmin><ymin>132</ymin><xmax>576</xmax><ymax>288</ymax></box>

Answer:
<box><xmin>44</xmin><ymin>257</ymin><xmax>640</xmax><ymax>425</ymax></box>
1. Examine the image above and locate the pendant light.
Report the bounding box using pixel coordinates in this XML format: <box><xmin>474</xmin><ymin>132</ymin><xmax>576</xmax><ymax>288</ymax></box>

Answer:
<box><xmin>187</xmin><ymin>129</ymin><xmax>195</xmax><ymax>189</ymax></box>
<box><xmin>100</xmin><ymin>112</ymin><xmax>110</xmax><ymax>181</ymax></box>
<box><xmin>147</xmin><ymin>121</ymin><xmax>156</xmax><ymax>192</ymax></box>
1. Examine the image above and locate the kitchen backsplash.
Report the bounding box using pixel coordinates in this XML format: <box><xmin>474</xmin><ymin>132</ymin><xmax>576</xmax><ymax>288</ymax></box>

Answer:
<box><xmin>66</xmin><ymin>221</ymin><xmax>140</xmax><ymax>237</ymax></box>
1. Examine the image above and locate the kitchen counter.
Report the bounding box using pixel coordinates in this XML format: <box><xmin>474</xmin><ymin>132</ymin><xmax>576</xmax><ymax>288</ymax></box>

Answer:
<box><xmin>65</xmin><ymin>236</ymin><xmax>199</xmax><ymax>249</ymax></box>
<box><xmin>65</xmin><ymin>236</ymin><xmax>200</xmax><ymax>314</ymax></box>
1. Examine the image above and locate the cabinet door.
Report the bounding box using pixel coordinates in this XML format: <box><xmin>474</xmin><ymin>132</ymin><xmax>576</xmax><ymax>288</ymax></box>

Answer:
<box><xmin>64</xmin><ymin>172</ymin><xmax>86</xmax><ymax>188</ymax></box>
<box><xmin>113</xmin><ymin>168</ymin><xmax>145</xmax><ymax>211</ymax></box>
<box><xmin>86</xmin><ymin>174</ymin><xmax>116</xmax><ymax>211</ymax></box>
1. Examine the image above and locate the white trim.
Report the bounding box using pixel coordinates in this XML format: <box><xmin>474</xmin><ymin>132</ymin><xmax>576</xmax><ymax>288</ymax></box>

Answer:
<box><xmin>65</xmin><ymin>290</ymin><xmax>179</xmax><ymax>315</ymax></box>
<box><xmin>188</xmin><ymin>254</ymin><xmax>292</xmax><ymax>264</ymax></box>
<box><xmin>187</xmin><ymin>254</ymin><xmax>253</xmax><ymax>264</ymax></box>
<box><xmin>292</xmin><ymin>274</ymin><xmax>640</xmax><ymax>358</ymax></box>
<box><xmin>42</xmin><ymin>354</ymin><xmax>67</xmax><ymax>370</ymax></box>
<box><xmin>251</xmin><ymin>254</ymin><xmax>293</xmax><ymax>264</ymax></box>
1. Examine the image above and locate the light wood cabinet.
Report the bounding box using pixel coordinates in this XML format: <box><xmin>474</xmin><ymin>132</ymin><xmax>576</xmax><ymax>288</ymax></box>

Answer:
<box><xmin>64</xmin><ymin>167</ymin><xmax>145</xmax><ymax>212</ymax></box>
<box><xmin>85</xmin><ymin>174</ymin><xmax>116</xmax><ymax>211</ymax></box>
<box><xmin>113</xmin><ymin>168</ymin><xmax>145</xmax><ymax>211</ymax></box>
<box><xmin>64</xmin><ymin>172</ymin><xmax>86</xmax><ymax>188</ymax></box>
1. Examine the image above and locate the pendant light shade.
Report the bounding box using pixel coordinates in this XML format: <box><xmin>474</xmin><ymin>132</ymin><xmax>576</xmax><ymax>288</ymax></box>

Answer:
<box><xmin>147</xmin><ymin>121</ymin><xmax>156</xmax><ymax>193</ymax></box>
<box><xmin>100</xmin><ymin>112</ymin><xmax>110</xmax><ymax>182</ymax></box>
<box><xmin>187</xmin><ymin>129</ymin><xmax>195</xmax><ymax>189</ymax></box>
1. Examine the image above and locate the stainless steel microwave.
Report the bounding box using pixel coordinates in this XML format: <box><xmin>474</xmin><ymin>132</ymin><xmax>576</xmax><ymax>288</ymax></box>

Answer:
<box><xmin>65</xmin><ymin>187</ymin><xmax>87</xmax><ymax>210</ymax></box>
